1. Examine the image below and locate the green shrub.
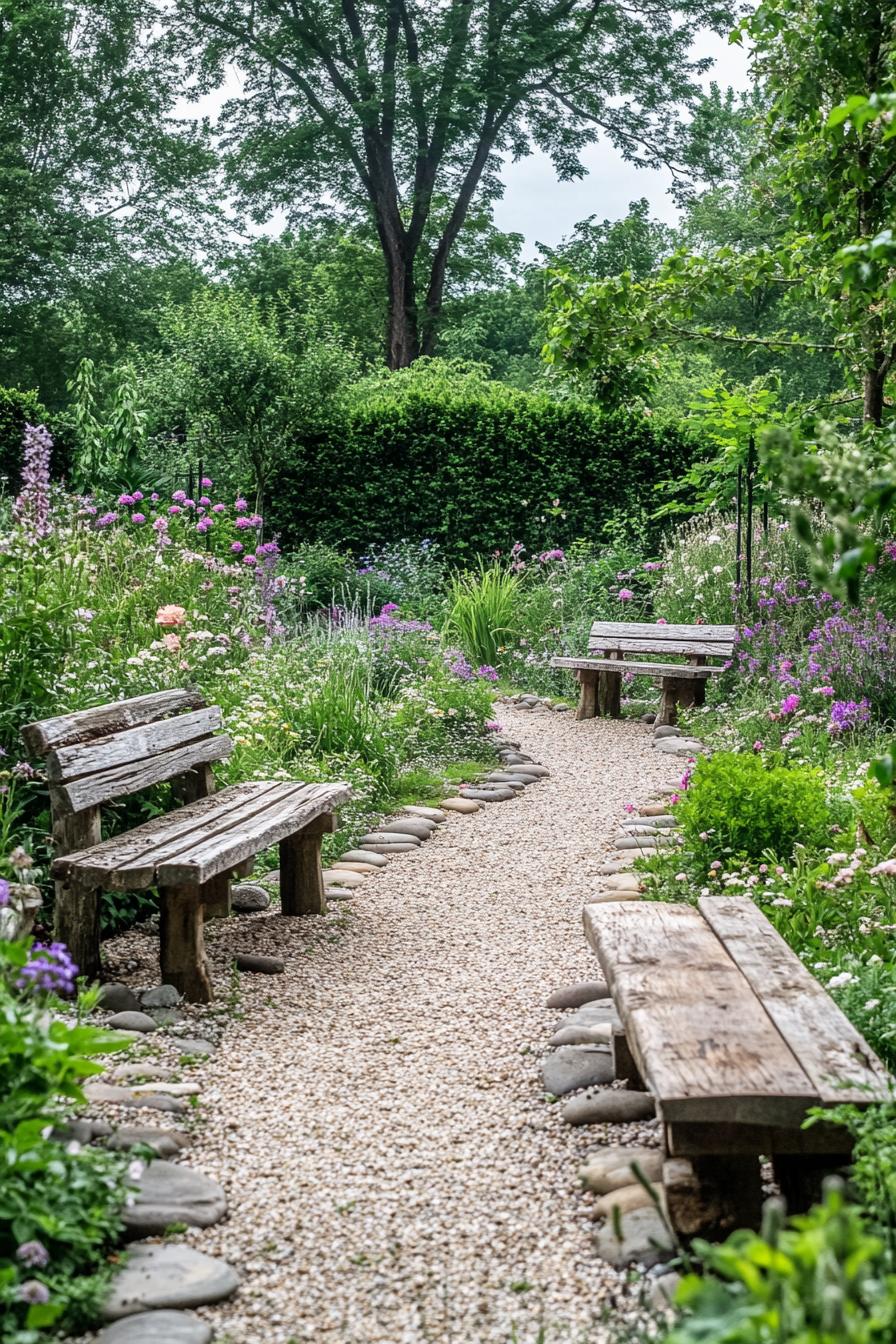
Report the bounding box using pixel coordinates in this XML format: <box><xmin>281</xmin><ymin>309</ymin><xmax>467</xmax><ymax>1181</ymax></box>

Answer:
<box><xmin>266</xmin><ymin>360</ymin><xmax>697</xmax><ymax>559</ymax></box>
<box><xmin>677</xmin><ymin>751</ymin><xmax>830</xmax><ymax>862</ymax></box>
<box><xmin>667</xmin><ymin>1183</ymin><xmax>896</xmax><ymax>1343</ymax></box>
<box><xmin>444</xmin><ymin>563</ymin><xmax>521</xmax><ymax>668</ymax></box>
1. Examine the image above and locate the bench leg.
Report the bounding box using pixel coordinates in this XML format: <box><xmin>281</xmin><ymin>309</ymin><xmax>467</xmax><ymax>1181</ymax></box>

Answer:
<box><xmin>159</xmin><ymin>884</ymin><xmax>213</xmax><ymax>1003</ymax></box>
<box><xmin>203</xmin><ymin>872</ymin><xmax>231</xmax><ymax>921</ymax></box>
<box><xmin>576</xmin><ymin>670</ymin><xmax>599</xmax><ymax>720</ymax></box>
<box><xmin>54</xmin><ymin>881</ymin><xmax>102</xmax><ymax>985</ymax></box>
<box><xmin>773</xmin><ymin>1152</ymin><xmax>851</xmax><ymax>1213</ymax></box>
<box><xmin>599</xmin><ymin>669</ymin><xmax>622</xmax><ymax>718</ymax></box>
<box><xmin>657</xmin><ymin>676</ymin><xmax>697</xmax><ymax>727</ymax></box>
<box><xmin>612</xmin><ymin>1026</ymin><xmax>646</xmax><ymax>1089</ymax></box>
<box><xmin>280</xmin><ymin>813</ymin><xmax>337</xmax><ymax>916</ymax></box>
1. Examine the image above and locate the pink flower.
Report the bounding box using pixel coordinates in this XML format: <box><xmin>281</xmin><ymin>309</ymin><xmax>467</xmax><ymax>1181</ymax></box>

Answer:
<box><xmin>171</xmin><ymin>490</ymin><xmax>186</xmax><ymax>503</ymax></box>
<box><xmin>624</xmin><ymin>802</ymin><xmax>635</xmax><ymax>813</ymax></box>
<box><xmin>156</xmin><ymin>605</ymin><xmax>186</xmax><ymax>627</ymax></box>
<box><xmin>617</xmin><ymin>588</ymin><xmax>634</xmax><ymax>602</ymax></box>
<box><xmin>162</xmin><ymin>632</ymin><xmax>181</xmax><ymax>653</ymax></box>
<box><xmin>130</xmin><ymin>513</ymin><xmax>146</xmax><ymax>524</ymax></box>
<box><xmin>201</xmin><ymin>476</ymin><xmax>213</xmax><ymax>487</ymax></box>
<box><xmin>753</xmin><ymin>740</ymin><xmax>764</xmax><ymax>753</ymax></box>
<box><xmin>656</xmin><ymin>618</ymin><xmax>668</xmax><ymax>625</ymax></box>
<box><xmin>234</xmin><ymin>498</ymin><xmax>248</xmax><ymax>512</ymax></box>
<box><xmin>243</xmin><ymin>554</ymin><xmax>257</xmax><ymax>567</ymax></box>
<box><xmin>212</xmin><ymin>503</ymin><xmax>226</xmax><ymax>514</ymax></box>
<box><xmin>231</xmin><ymin>541</ymin><xmax>243</xmax><ymax>554</ymax></box>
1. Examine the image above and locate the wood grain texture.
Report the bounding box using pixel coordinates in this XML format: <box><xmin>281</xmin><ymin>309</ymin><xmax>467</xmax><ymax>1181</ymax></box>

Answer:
<box><xmin>53</xmin><ymin>807</ymin><xmax>102</xmax><ymax>982</ymax></box>
<box><xmin>590</xmin><ymin>621</ymin><xmax>735</xmax><ymax>641</ymax></box>
<box><xmin>53</xmin><ymin>781</ymin><xmax>278</xmax><ymax>887</ymax></box>
<box><xmin>586</xmin><ymin>638</ymin><xmax>733</xmax><ymax>658</ymax></box>
<box><xmin>45</xmin><ymin>707</ymin><xmax>223</xmax><ymax>782</ymax></box>
<box><xmin>552</xmin><ymin>657</ymin><xmax>722</xmax><ymax>679</ymax></box>
<box><xmin>159</xmin><ymin>884</ymin><xmax>212</xmax><ymax>1003</ymax></box>
<box><xmin>22</xmin><ymin>690</ymin><xmax>205</xmax><ymax>755</ymax></box>
<box><xmin>49</xmin><ymin>734</ymin><xmax>232</xmax><ymax>816</ymax></box>
<box><xmin>575</xmin><ymin>669</ymin><xmax>599</xmax><ymax>720</ymax></box>
<box><xmin>699</xmin><ymin>896</ymin><xmax>891</xmax><ymax>1104</ymax></box>
<box><xmin>583</xmin><ymin>900</ymin><xmax>817</xmax><ymax>1125</ymax></box>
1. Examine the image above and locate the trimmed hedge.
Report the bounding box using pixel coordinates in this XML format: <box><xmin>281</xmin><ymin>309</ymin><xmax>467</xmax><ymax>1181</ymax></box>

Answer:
<box><xmin>267</xmin><ymin>363</ymin><xmax>697</xmax><ymax>558</ymax></box>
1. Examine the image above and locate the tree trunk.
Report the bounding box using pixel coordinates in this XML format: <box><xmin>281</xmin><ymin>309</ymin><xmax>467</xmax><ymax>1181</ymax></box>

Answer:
<box><xmin>864</xmin><ymin>359</ymin><xmax>888</xmax><ymax>426</ymax></box>
<box><xmin>384</xmin><ymin>236</ymin><xmax>420</xmax><ymax>369</ymax></box>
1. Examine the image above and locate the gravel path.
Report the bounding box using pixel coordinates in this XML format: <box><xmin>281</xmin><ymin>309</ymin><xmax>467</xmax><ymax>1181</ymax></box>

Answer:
<box><xmin>178</xmin><ymin>710</ymin><xmax>681</xmax><ymax>1344</ymax></box>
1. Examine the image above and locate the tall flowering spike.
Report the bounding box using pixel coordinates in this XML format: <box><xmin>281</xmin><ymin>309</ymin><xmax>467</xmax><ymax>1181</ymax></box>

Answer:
<box><xmin>14</xmin><ymin>423</ymin><xmax>53</xmax><ymax>539</ymax></box>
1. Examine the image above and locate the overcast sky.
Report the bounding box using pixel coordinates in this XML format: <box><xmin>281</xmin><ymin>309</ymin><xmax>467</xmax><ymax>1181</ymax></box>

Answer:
<box><xmin>494</xmin><ymin>31</ymin><xmax>753</xmax><ymax>257</ymax></box>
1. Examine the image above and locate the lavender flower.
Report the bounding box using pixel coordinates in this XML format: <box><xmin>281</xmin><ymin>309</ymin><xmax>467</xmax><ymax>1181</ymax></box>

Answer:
<box><xmin>477</xmin><ymin>664</ymin><xmax>499</xmax><ymax>682</ymax></box>
<box><xmin>14</xmin><ymin>424</ymin><xmax>53</xmax><ymax>539</ymax></box>
<box><xmin>829</xmin><ymin>698</ymin><xmax>871</xmax><ymax>734</ymax></box>
<box><xmin>18</xmin><ymin>1280</ymin><xmax>50</xmax><ymax>1305</ymax></box>
<box><xmin>0</xmin><ymin>878</ymin><xmax>9</xmax><ymax>908</ymax></box>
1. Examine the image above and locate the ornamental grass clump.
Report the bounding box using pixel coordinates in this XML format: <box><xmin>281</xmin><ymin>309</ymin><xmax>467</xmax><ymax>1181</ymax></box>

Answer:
<box><xmin>445</xmin><ymin>562</ymin><xmax>521</xmax><ymax>669</ymax></box>
<box><xmin>676</xmin><ymin>751</ymin><xmax>831</xmax><ymax>863</ymax></box>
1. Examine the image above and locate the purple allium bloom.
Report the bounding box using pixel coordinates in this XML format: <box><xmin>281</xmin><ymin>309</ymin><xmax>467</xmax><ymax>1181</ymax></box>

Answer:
<box><xmin>151</xmin><ymin>492</ymin><xmax>159</xmax><ymax>502</ymax></box>
<box><xmin>780</xmin><ymin>694</ymin><xmax>800</xmax><ymax>715</ymax></box>
<box><xmin>196</xmin><ymin>518</ymin><xmax>212</xmax><ymax>534</ymax></box>
<box><xmin>617</xmin><ymin>588</ymin><xmax>634</xmax><ymax>602</ymax></box>
<box><xmin>172</xmin><ymin>490</ymin><xmax>186</xmax><ymax>503</ymax></box>
<box><xmin>212</xmin><ymin>502</ymin><xmax>226</xmax><ymax>514</ymax></box>
<box><xmin>201</xmin><ymin>476</ymin><xmax>213</xmax><ymax>487</ymax></box>
<box><xmin>16</xmin><ymin>1241</ymin><xmax>49</xmax><ymax>1270</ymax></box>
<box><xmin>538</xmin><ymin>548</ymin><xmax>565</xmax><ymax>563</ymax></box>
<box><xmin>234</xmin><ymin>498</ymin><xmax>248</xmax><ymax>512</ymax></box>
<box><xmin>183</xmin><ymin>498</ymin><xmax>195</xmax><ymax>510</ymax></box>
<box><xmin>243</xmin><ymin>554</ymin><xmax>257</xmax><ymax>567</ymax></box>
<box><xmin>18</xmin><ymin>1280</ymin><xmax>50</xmax><ymax>1305</ymax></box>
<box><xmin>95</xmin><ymin>511</ymin><xmax>118</xmax><ymax>528</ymax></box>
<box><xmin>643</xmin><ymin>560</ymin><xmax>664</xmax><ymax>571</ymax></box>
<box><xmin>16</xmin><ymin>942</ymin><xmax>78</xmax><ymax>997</ymax></box>
<box><xmin>234</xmin><ymin>516</ymin><xmax>254</xmax><ymax>530</ymax></box>
<box><xmin>477</xmin><ymin>664</ymin><xmax>499</xmax><ymax>681</ymax></box>
<box><xmin>118</xmin><ymin>493</ymin><xmax>135</xmax><ymax>506</ymax></box>
<box><xmin>168</xmin><ymin>505</ymin><xmax>182</xmax><ymax>516</ymax></box>
<box><xmin>381</xmin><ymin>602</ymin><xmax>400</xmax><ymax>614</ymax></box>
<box><xmin>14</xmin><ymin>424</ymin><xmax>53</xmax><ymax>539</ymax></box>
<box><xmin>132</xmin><ymin>490</ymin><xmax>143</xmax><ymax>502</ymax></box>
<box><xmin>152</xmin><ymin>517</ymin><xmax>168</xmax><ymax>532</ymax></box>
<box><xmin>130</xmin><ymin>513</ymin><xmax>146</xmax><ymax>524</ymax></box>
<box><xmin>0</xmin><ymin>878</ymin><xmax>9</xmax><ymax>908</ymax></box>
<box><xmin>199</xmin><ymin>495</ymin><xmax>211</xmax><ymax>507</ymax></box>
<box><xmin>231</xmin><ymin>541</ymin><xmax>243</xmax><ymax>553</ymax></box>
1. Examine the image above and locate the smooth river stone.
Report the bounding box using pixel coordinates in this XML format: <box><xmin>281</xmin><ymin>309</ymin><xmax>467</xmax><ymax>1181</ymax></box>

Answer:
<box><xmin>549</xmin><ymin>1022</ymin><xmax>613</xmax><ymax>1047</ymax></box>
<box><xmin>653</xmin><ymin>737</ymin><xmax>706</xmax><ymax>757</ymax></box>
<box><xmin>564</xmin><ymin>1088</ymin><xmax>656</xmax><ymax>1126</ymax></box>
<box><xmin>331</xmin><ymin>862</ymin><xmax>379</xmax><ymax>874</ymax></box>
<box><xmin>542</xmin><ymin>1046</ymin><xmax>614</xmax><ymax>1096</ymax></box>
<box><xmin>231</xmin><ymin>883</ymin><xmax>271</xmax><ymax>912</ymax></box>
<box><xmin>106</xmin><ymin>1127</ymin><xmax>190</xmax><ymax>1158</ymax></box>
<box><xmin>123</xmin><ymin>1160</ymin><xmax>227</xmax><ymax>1237</ymax></box>
<box><xmin>321</xmin><ymin>868</ymin><xmax>366</xmax><ymax>887</ymax></box>
<box><xmin>140</xmin><ymin>985</ymin><xmax>180</xmax><ymax>1010</ymax></box>
<box><xmin>594</xmin><ymin>1182</ymin><xmax>666</xmax><ymax>1222</ymax></box>
<box><xmin>552</xmin><ymin>1001</ymin><xmax>621</xmax><ymax>1035</ymax></box>
<box><xmin>355</xmin><ymin>842</ymin><xmax>419</xmax><ymax>854</ymax></box>
<box><xmin>546</xmin><ymin>979</ymin><xmax>610</xmax><ymax>1010</ymax></box>
<box><xmin>235</xmin><ymin>953</ymin><xmax>284</xmax><ymax>974</ymax></box>
<box><xmin>340</xmin><ymin>850</ymin><xmax>389</xmax><ymax>867</ymax></box>
<box><xmin>579</xmin><ymin>1146</ymin><xmax>662</xmax><ymax>1190</ymax></box>
<box><xmin>504</xmin><ymin>763</ymin><xmax>550</xmax><ymax>778</ymax></box>
<box><xmin>97</xmin><ymin>1310</ymin><xmax>212</xmax><ymax>1344</ymax></box>
<box><xmin>459</xmin><ymin>786</ymin><xmax>515</xmax><ymax>802</ymax></box>
<box><xmin>359</xmin><ymin>832</ymin><xmax>422</xmax><ymax>846</ymax></box>
<box><xmin>440</xmin><ymin>798</ymin><xmax>481</xmax><ymax>814</ymax></box>
<box><xmin>653</xmin><ymin>725</ymin><xmax>681</xmax><ymax>739</ymax></box>
<box><xmin>98</xmin><ymin>983</ymin><xmax>141</xmax><ymax>1014</ymax></box>
<box><xmin>639</xmin><ymin>803</ymin><xmax>670</xmax><ymax>817</ymax></box>
<box><xmin>103</xmin><ymin>1244</ymin><xmax>239</xmax><ymax>1319</ymax></box>
<box><xmin>84</xmin><ymin>1083</ymin><xmax>187</xmax><ymax>1114</ymax></box>
<box><xmin>485</xmin><ymin>773</ymin><xmax>525</xmax><ymax>788</ymax></box>
<box><xmin>402</xmin><ymin>806</ymin><xmax>448</xmax><ymax>822</ymax></box>
<box><xmin>380</xmin><ymin>818</ymin><xmax>438</xmax><ymax>839</ymax></box>
<box><xmin>593</xmin><ymin>1204</ymin><xmax>674</xmax><ymax>1268</ymax></box>
<box><xmin>107</xmin><ymin>1011</ymin><xmax>158</xmax><ymax>1034</ymax></box>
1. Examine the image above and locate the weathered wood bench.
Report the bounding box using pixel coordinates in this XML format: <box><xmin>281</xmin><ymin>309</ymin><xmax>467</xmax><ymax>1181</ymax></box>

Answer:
<box><xmin>584</xmin><ymin>896</ymin><xmax>890</xmax><ymax>1232</ymax></box>
<box><xmin>552</xmin><ymin>621</ymin><xmax>735</xmax><ymax>726</ymax></box>
<box><xmin>22</xmin><ymin>690</ymin><xmax>351</xmax><ymax>1003</ymax></box>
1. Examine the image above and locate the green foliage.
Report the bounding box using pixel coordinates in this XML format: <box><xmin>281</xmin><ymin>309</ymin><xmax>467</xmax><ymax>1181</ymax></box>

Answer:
<box><xmin>676</xmin><ymin>751</ymin><xmax>830</xmax><ymax>862</ymax></box>
<box><xmin>445</xmin><ymin>564</ymin><xmax>521</xmax><ymax>669</ymax></box>
<box><xmin>666</xmin><ymin>1183</ymin><xmax>896</xmax><ymax>1343</ymax></box>
<box><xmin>67</xmin><ymin>359</ymin><xmax>146</xmax><ymax>492</ymax></box>
<box><xmin>267</xmin><ymin>360</ymin><xmax>698</xmax><ymax>559</ymax></box>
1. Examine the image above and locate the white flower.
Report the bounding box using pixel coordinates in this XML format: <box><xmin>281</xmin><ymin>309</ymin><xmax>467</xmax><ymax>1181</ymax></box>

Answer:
<box><xmin>712</xmin><ymin>565</ymin><xmax>724</xmax><ymax>575</ymax></box>
<box><xmin>675</xmin><ymin>872</ymin><xmax>687</xmax><ymax>881</ymax></box>
<box><xmin>128</xmin><ymin>1159</ymin><xmax>145</xmax><ymax>1182</ymax></box>
<box><xmin>65</xmin><ymin>1140</ymin><xmax>82</xmax><ymax>1156</ymax></box>
<box><xmin>771</xmin><ymin>897</ymin><xmax>793</xmax><ymax>907</ymax></box>
<box><xmin>864</xmin><ymin>999</ymin><xmax>881</xmax><ymax>1011</ymax></box>
<box><xmin>870</xmin><ymin>858</ymin><xmax>896</xmax><ymax>877</ymax></box>
<box><xmin>707</xmin><ymin>534</ymin><xmax>722</xmax><ymax>544</ymax></box>
<box><xmin>827</xmin><ymin>972</ymin><xmax>855</xmax><ymax>990</ymax></box>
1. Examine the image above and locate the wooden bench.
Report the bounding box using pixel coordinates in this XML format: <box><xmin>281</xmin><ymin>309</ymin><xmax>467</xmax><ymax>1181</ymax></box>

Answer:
<box><xmin>22</xmin><ymin>690</ymin><xmax>351</xmax><ymax>1003</ymax></box>
<box><xmin>551</xmin><ymin>621</ymin><xmax>735</xmax><ymax>725</ymax></box>
<box><xmin>583</xmin><ymin>896</ymin><xmax>890</xmax><ymax>1232</ymax></box>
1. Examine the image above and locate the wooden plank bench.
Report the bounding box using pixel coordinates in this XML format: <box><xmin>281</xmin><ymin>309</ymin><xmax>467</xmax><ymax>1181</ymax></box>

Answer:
<box><xmin>551</xmin><ymin>621</ymin><xmax>735</xmax><ymax>725</ymax></box>
<box><xmin>583</xmin><ymin>896</ymin><xmax>890</xmax><ymax>1231</ymax></box>
<box><xmin>22</xmin><ymin>690</ymin><xmax>351</xmax><ymax>1003</ymax></box>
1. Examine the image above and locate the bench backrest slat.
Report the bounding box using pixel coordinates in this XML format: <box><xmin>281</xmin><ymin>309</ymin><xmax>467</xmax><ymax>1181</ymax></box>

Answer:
<box><xmin>23</xmin><ymin>691</ymin><xmax>231</xmax><ymax>818</ymax></box>
<box><xmin>22</xmin><ymin>689</ymin><xmax>205</xmax><ymax>755</ymax></box>
<box><xmin>699</xmin><ymin>896</ymin><xmax>890</xmax><ymax>1104</ymax></box>
<box><xmin>588</xmin><ymin>620</ymin><xmax>735</xmax><ymax>660</ymax></box>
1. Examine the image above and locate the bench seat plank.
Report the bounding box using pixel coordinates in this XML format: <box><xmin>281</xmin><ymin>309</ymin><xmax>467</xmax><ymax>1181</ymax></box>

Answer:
<box><xmin>583</xmin><ymin>901</ymin><xmax>818</xmax><ymax>1126</ymax></box>
<box><xmin>551</xmin><ymin>657</ymin><xmax>724</xmax><ymax>679</ymax></box>
<box><xmin>586</xmin><ymin>638</ymin><xmax>733</xmax><ymax>658</ymax></box>
<box><xmin>699</xmin><ymin>896</ymin><xmax>890</xmax><ymax>1105</ymax></box>
<box><xmin>54</xmin><ymin>780</ymin><xmax>350</xmax><ymax>889</ymax></box>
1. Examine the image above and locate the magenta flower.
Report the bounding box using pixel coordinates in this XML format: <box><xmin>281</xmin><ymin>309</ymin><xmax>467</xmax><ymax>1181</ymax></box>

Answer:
<box><xmin>617</xmin><ymin>588</ymin><xmax>635</xmax><ymax>602</ymax></box>
<box><xmin>168</xmin><ymin>505</ymin><xmax>182</xmax><ymax>516</ymax></box>
<box><xmin>152</xmin><ymin>517</ymin><xmax>168</xmax><ymax>532</ymax></box>
<box><xmin>231</xmin><ymin>541</ymin><xmax>243</xmax><ymax>553</ymax></box>
<box><xmin>95</xmin><ymin>511</ymin><xmax>118</xmax><ymax>528</ymax></box>
<box><xmin>234</xmin><ymin>498</ymin><xmax>248</xmax><ymax>512</ymax></box>
<box><xmin>171</xmin><ymin>490</ymin><xmax>186</xmax><ymax>503</ymax></box>
<box><xmin>477</xmin><ymin>664</ymin><xmax>499</xmax><ymax>682</ymax></box>
<box><xmin>753</xmin><ymin>740</ymin><xmax>765</xmax><ymax>753</ymax></box>
<box><xmin>132</xmin><ymin>490</ymin><xmax>144</xmax><ymax>502</ymax></box>
<box><xmin>118</xmin><ymin>493</ymin><xmax>135</xmax><ymax>506</ymax></box>
<box><xmin>130</xmin><ymin>513</ymin><xmax>146</xmax><ymax>525</ymax></box>
<box><xmin>201</xmin><ymin>476</ymin><xmax>213</xmax><ymax>487</ymax></box>
<box><xmin>199</xmin><ymin>495</ymin><xmax>211</xmax><ymax>507</ymax></box>
<box><xmin>195</xmin><ymin>518</ymin><xmax>212</xmax><ymax>534</ymax></box>
<box><xmin>243</xmin><ymin>554</ymin><xmax>257</xmax><ymax>567</ymax></box>
<box><xmin>212</xmin><ymin>502</ymin><xmax>226</xmax><ymax>514</ymax></box>
<box><xmin>780</xmin><ymin>693</ymin><xmax>800</xmax><ymax>715</ymax></box>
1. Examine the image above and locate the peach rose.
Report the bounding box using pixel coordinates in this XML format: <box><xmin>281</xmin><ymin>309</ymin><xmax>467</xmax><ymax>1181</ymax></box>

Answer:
<box><xmin>155</xmin><ymin>604</ymin><xmax>186</xmax><ymax>627</ymax></box>
<box><xmin>162</xmin><ymin>632</ymin><xmax>181</xmax><ymax>653</ymax></box>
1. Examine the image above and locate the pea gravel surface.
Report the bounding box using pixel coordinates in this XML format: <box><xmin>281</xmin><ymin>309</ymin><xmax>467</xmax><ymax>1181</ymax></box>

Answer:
<box><xmin>149</xmin><ymin>712</ymin><xmax>680</xmax><ymax>1343</ymax></box>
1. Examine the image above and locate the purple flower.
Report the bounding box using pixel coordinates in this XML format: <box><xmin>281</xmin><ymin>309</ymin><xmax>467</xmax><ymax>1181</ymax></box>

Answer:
<box><xmin>445</xmin><ymin>649</ymin><xmax>474</xmax><ymax>680</ymax></box>
<box><xmin>485</xmin><ymin>721</ymin><xmax>503</xmax><ymax>732</ymax></box>
<box><xmin>780</xmin><ymin>694</ymin><xmax>800</xmax><ymax>716</ymax></box>
<box><xmin>829</xmin><ymin>699</ymin><xmax>871</xmax><ymax>734</ymax></box>
<box><xmin>132</xmin><ymin>490</ymin><xmax>144</xmax><ymax>502</ymax></box>
<box><xmin>0</xmin><ymin>877</ymin><xmax>10</xmax><ymax>908</ymax></box>
<box><xmin>16</xmin><ymin>1241</ymin><xmax>49</xmax><ymax>1270</ymax></box>
<box><xmin>212</xmin><ymin>502</ymin><xmax>226</xmax><ymax>514</ymax></box>
<box><xmin>243</xmin><ymin>554</ymin><xmax>257</xmax><ymax>567</ymax></box>
<box><xmin>117</xmin><ymin>493</ymin><xmax>135</xmax><ymax>506</ymax></box>
<box><xmin>152</xmin><ymin>517</ymin><xmax>168</xmax><ymax>533</ymax></box>
<box><xmin>199</xmin><ymin>495</ymin><xmax>212</xmax><ymax>507</ymax></box>
<box><xmin>95</xmin><ymin>511</ymin><xmax>118</xmax><ymax>528</ymax></box>
<box><xmin>168</xmin><ymin>505</ymin><xmax>182</xmax><ymax>516</ymax></box>
<box><xmin>150</xmin><ymin>492</ymin><xmax>159</xmax><ymax>502</ymax></box>
<box><xmin>195</xmin><ymin>518</ymin><xmax>212</xmax><ymax>534</ymax></box>
<box><xmin>201</xmin><ymin>476</ymin><xmax>213</xmax><ymax>487</ymax></box>
<box><xmin>381</xmin><ymin>602</ymin><xmax>400</xmax><ymax>614</ymax></box>
<box><xmin>231</xmin><ymin>541</ymin><xmax>243</xmax><ymax>553</ymax></box>
<box><xmin>16</xmin><ymin>942</ymin><xmax>78</xmax><ymax>997</ymax></box>
<box><xmin>18</xmin><ymin>1280</ymin><xmax>50</xmax><ymax>1305</ymax></box>
<box><xmin>171</xmin><ymin>490</ymin><xmax>186</xmax><ymax>503</ymax></box>
<box><xmin>617</xmin><ymin>588</ymin><xmax>634</xmax><ymax>602</ymax></box>
<box><xmin>643</xmin><ymin>561</ymin><xmax>663</xmax><ymax>572</ymax></box>
<box><xmin>14</xmin><ymin>424</ymin><xmax>53</xmax><ymax>540</ymax></box>
<box><xmin>477</xmin><ymin>664</ymin><xmax>499</xmax><ymax>682</ymax></box>
<box><xmin>234</xmin><ymin>498</ymin><xmax>248</xmax><ymax>512</ymax></box>
<box><xmin>130</xmin><ymin>513</ymin><xmax>146</xmax><ymax>524</ymax></box>
<box><xmin>538</xmin><ymin>548</ymin><xmax>565</xmax><ymax>563</ymax></box>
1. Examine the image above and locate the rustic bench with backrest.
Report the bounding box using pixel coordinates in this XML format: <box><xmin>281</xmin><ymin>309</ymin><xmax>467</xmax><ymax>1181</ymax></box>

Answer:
<box><xmin>583</xmin><ymin>896</ymin><xmax>890</xmax><ymax>1233</ymax></box>
<box><xmin>551</xmin><ymin>621</ymin><xmax>736</xmax><ymax>726</ymax></box>
<box><xmin>22</xmin><ymin>690</ymin><xmax>351</xmax><ymax>1003</ymax></box>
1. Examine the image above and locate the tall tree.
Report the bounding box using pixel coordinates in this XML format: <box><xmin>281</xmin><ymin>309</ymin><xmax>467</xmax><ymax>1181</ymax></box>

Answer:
<box><xmin>0</xmin><ymin>0</ymin><xmax>218</xmax><ymax>387</ymax></box>
<box><xmin>175</xmin><ymin>0</ymin><xmax>733</xmax><ymax>368</ymax></box>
